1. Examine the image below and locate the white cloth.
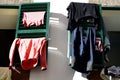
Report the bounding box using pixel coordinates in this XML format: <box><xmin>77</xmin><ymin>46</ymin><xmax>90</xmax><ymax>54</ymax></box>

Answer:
<box><xmin>22</xmin><ymin>11</ymin><xmax>45</xmax><ymax>27</ymax></box>
<box><xmin>73</xmin><ymin>71</ymin><xmax>88</xmax><ymax>80</ymax></box>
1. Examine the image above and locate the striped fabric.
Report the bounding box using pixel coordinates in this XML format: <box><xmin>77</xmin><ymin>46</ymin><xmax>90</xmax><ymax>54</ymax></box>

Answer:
<box><xmin>9</xmin><ymin>37</ymin><xmax>47</xmax><ymax>70</ymax></box>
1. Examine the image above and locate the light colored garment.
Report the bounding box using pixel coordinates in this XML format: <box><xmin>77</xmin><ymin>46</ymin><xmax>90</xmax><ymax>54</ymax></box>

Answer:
<box><xmin>0</xmin><ymin>67</ymin><xmax>11</xmax><ymax>80</ymax></box>
<box><xmin>73</xmin><ymin>71</ymin><xmax>88</xmax><ymax>80</ymax></box>
<box><xmin>100</xmin><ymin>68</ymin><xmax>120</xmax><ymax>80</ymax></box>
<box><xmin>9</xmin><ymin>37</ymin><xmax>47</xmax><ymax>70</ymax></box>
<box><xmin>22</xmin><ymin>11</ymin><xmax>45</xmax><ymax>27</ymax></box>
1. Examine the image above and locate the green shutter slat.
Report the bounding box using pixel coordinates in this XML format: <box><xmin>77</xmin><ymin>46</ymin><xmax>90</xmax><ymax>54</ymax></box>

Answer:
<box><xmin>17</xmin><ymin>29</ymin><xmax>46</xmax><ymax>34</ymax></box>
<box><xmin>15</xmin><ymin>2</ymin><xmax>50</xmax><ymax>39</ymax></box>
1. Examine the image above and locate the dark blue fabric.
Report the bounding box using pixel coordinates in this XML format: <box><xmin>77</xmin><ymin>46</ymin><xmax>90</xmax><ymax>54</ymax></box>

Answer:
<box><xmin>72</xmin><ymin>27</ymin><xmax>96</xmax><ymax>73</ymax></box>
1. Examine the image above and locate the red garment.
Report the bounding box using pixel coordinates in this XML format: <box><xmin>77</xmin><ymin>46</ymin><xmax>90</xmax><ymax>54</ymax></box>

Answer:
<box><xmin>9</xmin><ymin>37</ymin><xmax>47</xmax><ymax>70</ymax></box>
<box><xmin>95</xmin><ymin>37</ymin><xmax>103</xmax><ymax>52</ymax></box>
<box><xmin>22</xmin><ymin>11</ymin><xmax>45</xmax><ymax>27</ymax></box>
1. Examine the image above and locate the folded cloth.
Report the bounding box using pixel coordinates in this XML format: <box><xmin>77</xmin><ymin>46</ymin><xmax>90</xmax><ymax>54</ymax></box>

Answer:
<box><xmin>100</xmin><ymin>68</ymin><xmax>120</xmax><ymax>80</ymax></box>
<box><xmin>22</xmin><ymin>11</ymin><xmax>45</xmax><ymax>27</ymax></box>
<box><xmin>0</xmin><ymin>67</ymin><xmax>11</xmax><ymax>80</ymax></box>
<box><xmin>106</xmin><ymin>66</ymin><xmax>120</xmax><ymax>77</ymax></box>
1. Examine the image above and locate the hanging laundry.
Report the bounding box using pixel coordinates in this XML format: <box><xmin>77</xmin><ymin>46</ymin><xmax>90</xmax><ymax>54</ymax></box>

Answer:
<box><xmin>95</xmin><ymin>37</ymin><xmax>103</xmax><ymax>52</ymax></box>
<box><xmin>66</xmin><ymin>2</ymin><xmax>110</xmax><ymax>74</ymax></box>
<box><xmin>71</xmin><ymin>27</ymin><xmax>96</xmax><ymax>73</ymax></box>
<box><xmin>67</xmin><ymin>2</ymin><xmax>100</xmax><ymax>32</ymax></box>
<box><xmin>22</xmin><ymin>11</ymin><xmax>45</xmax><ymax>27</ymax></box>
<box><xmin>9</xmin><ymin>37</ymin><xmax>47</xmax><ymax>70</ymax></box>
<box><xmin>73</xmin><ymin>71</ymin><xmax>88</xmax><ymax>80</ymax></box>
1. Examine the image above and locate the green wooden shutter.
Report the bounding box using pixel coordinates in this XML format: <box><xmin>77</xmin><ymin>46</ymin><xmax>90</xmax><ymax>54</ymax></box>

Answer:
<box><xmin>15</xmin><ymin>2</ymin><xmax>50</xmax><ymax>39</ymax></box>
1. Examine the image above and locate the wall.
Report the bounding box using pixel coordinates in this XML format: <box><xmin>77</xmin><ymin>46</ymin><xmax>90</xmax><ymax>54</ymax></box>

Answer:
<box><xmin>0</xmin><ymin>8</ymin><xmax>18</xmax><ymax>29</ymax></box>
<box><xmin>30</xmin><ymin>0</ymin><xmax>89</xmax><ymax>80</ymax></box>
<box><xmin>102</xmin><ymin>9</ymin><xmax>120</xmax><ymax>66</ymax></box>
<box><xmin>0</xmin><ymin>0</ymin><xmax>119</xmax><ymax>80</ymax></box>
<box><xmin>89</xmin><ymin>0</ymin><xmax>120</xmax><ymax>6</ymax></box>
<box><xmin>0</xmin><ymin>8</ymin><xmax>18</xmax><ymax>66</ymax></box>
<box><xmin>0</xmin><ymin>0</ymin><xmax>33</xmax><ymax>4</ymax></box>
<box><xmin>102</xmin><ymin>10</ymin><xmax>120</xmax><ymax>31</ymax></box>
